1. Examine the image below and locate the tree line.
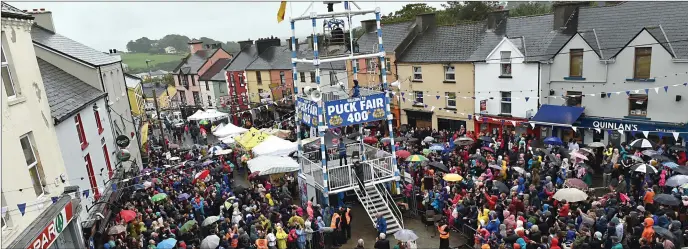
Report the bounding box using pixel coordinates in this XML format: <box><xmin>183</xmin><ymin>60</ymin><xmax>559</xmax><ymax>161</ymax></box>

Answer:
<box><xmin>380</xmin><ymin>1</ymin><xmax>554</xmax><ymax>25</ymax></box>
<box><xmin>126</xmin><ymin>34</ymin><xmax>241</xmax><ymax>54</ymax></box>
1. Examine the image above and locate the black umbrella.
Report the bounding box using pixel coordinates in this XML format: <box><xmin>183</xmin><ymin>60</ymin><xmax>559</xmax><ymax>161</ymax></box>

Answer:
<box><xmin>672</xmin><ymin>166</ymin><xmax>688</xmax><ymax>175</ymax></box>
<box><xmin>670</xmin><ymin>145</ymin><xmax>687</xmax><ymax>152</ymax></box>
<box><xmin>479</xmin><ymin>136</ymin><xmax>495</xmax><ymax>143</ymax></box>
<box><xmin>395</xmin><ymin>137</ymin><xmax>408</xmax><ymax>142</ymax></box>
<box><xmin>454</xmin><ymin>137</ymin><xmax>475</xmax><ymax>146</ymax></box>
<box><xmin>492</xmin><ymin>181</ymin><xmax>510</xmax><ymax>193</ymax></box>
<box><xmin>346</xmin><ymin>132</ymin><xmax>362</xmax><ymax>139</ymax></box>
<box><xmin>650</xmin><ymin>154</ymin><xmax>671</xmax><ymax>162</ymax></box>
<box><xmin>654</xmin><ymin>193</ymin><xmax>680</xmax><ymax>206</ymax></box>
<box><xmin>399</xmin><ymin>124</ymin><xmax>409</xmax><ymax>133</ymax></box>
<box><xmin>653</xmin><ymin>226</ymin><xmax>675</xmax><ymax>240</ymax></box>
<box><xmin>428</xmin><ymin>162</ymin><xmax>449</xmax><ymax>173</ymax></box>
<box><xmin>407</xmin><ymin>137</ymin><xmax>419</xmax><ymax>143</ymax></box>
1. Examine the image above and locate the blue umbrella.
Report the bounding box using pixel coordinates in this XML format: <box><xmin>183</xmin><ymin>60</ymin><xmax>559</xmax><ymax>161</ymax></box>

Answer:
<box><xmin>663</xmin><ymin>162</ymin><xmax>679</xmax><ymax>169</ymax></box>
<box><xmin>177</xmin><ymin>193</ymin><xmax>191</xmax><ymax>201</ymax></box>
<box><xmin>156</xmin><ymin>238</ymin><xmax>177</xmax><ymax>249</ymax></box>
<box><xmin>543</xmin><ymin>136</ymin><xmax>563</xmax><ymax>145</ymax></box>
<box><xmin>133</xmin><ymin>184</ymin><xmax>145</xmax><ymax>190</ymax></box>
<box><xmin>429</xmin><ymin>144</ymin><xmax>444</xmax><ymax>151</ymax></box>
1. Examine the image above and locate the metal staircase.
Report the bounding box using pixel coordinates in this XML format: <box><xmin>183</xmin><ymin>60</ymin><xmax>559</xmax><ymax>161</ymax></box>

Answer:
<box><xmin>352</xmin><ymin>175</ymin><xmax>403</xmax><ymax>235</ymax></box>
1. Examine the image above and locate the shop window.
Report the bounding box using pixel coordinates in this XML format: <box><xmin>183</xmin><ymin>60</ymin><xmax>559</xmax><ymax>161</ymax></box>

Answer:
<box><xmin>412</xmin><ymin>66</ymin><xmax>422</xmax><ymax>81</ymax></box>
<box><xmin>634</xmin><ymin>47</ymin><xmax>651</xmax><ymax>79</ymax></box>
<box><xmin>500</xmin><ymin>91</ymin><xmax>512</xmax><ymax>115</ymax></box>
<box><xmin>414</xmin><ymin>91</ymin><xmax>423</xmax><ymax>105</ymax></box>
<box><xmin>445</xmin><ymin>92</ymin><xmax>456</xmax><ymax>108</ymax></box>
<box><xmin>300</xmin><ymin>72</ymin><xmax>306</xmax><ymax>82</ymax></box>
<box><xmin>444</xmin><ymin>66</ymin><xmax>455</xmax><ymax>82</ymax></box>
<box><xmin>628</xmin><ymin>94</ymin><xmax>648</xmax><ymax>117</ymax></box>
<box><xmin>566</xmin><ymin>91</ymin><xmax>582</xmax><ymax>107</ymax></box>
<box><xmin>500</xmin><ymin>51</ymin><xmax>511</xmax><ymax>76</ymax></box>
<box><xmin>21</xmin><ymin>133</ymin><xmax>46</xmax><ymax>197</ymax></box>
<box><xmin>569</xmin><ymin>49</ymin><xmax>583</xmax><ymax>77</ymax></box>
<box><xmin>593</xmin><ymin>129</ymin><xmax>604</xmax><ymax>142</ymax></box>
<box><xmin>1</xmin><ymin>46</ymin><xmax>18</xmax><ymax>98</ymax></box>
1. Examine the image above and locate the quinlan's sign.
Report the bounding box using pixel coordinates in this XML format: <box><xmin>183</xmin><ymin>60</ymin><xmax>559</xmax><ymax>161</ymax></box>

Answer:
<box><xmin>591</xmin><ymin>121</ymin><xmax>639</xmax><ymax>131</ymax></box>
<box><xmin>28</xmin><ymin>202</ymin><xmax>74</xmax><ymax>249</ymax></box>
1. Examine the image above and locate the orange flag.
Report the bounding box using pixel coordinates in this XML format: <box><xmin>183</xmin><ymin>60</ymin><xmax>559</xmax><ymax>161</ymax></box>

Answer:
<box><xmin>277</xmin><ymin>1</ymin><xmax>287</xmax><ymax>23</ymax></box>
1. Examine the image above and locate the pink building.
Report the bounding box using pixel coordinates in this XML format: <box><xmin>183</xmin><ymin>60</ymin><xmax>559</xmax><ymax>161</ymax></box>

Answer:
<box><xmin>173</xmin><ymin>39</ymin><xmax>232</xmax><ymax>106</ymax></box>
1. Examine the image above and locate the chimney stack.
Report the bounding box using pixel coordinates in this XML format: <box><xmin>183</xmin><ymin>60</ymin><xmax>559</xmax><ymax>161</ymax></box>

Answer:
<box><xmin>238</xmin><ymin>40</ymin><xmax>254</xmax><ymax>50</ymax></box>
<box><xmin>188</xmin><ymin>39</ymin><xmax>203</xmax><ymax>54</ymax></box>
<box><xmin>255</xmin><ymin>36</ymin><xmax>281</xmax><ymax>55</ymax></box>
<box><xmin>414</xmin><ymin>12</ymin><xmax>436</xmax><ymax>33</ymax></box>
<box><xmin>487</xmin><ymin>10</ymin><xmax>509</xmax><ymax>34</ymax></box>
<box><xmin>286</xmin><ymin>38</ymin><xmax>300</xmax><ymax>51</ymax></box>
<box><xmin>361</xmin><ymin>19</ymin><xmax>377</xmax><ymax>33</ymax></box>
<box><xmin>553</xmin><ymin>2</ymin><xmax>589</xmax><ymax>34</ymax></box>
<box><xmin>27</xmin><ymin>8</ymin><xmax>55</xmax><ymax>32</ymax></box>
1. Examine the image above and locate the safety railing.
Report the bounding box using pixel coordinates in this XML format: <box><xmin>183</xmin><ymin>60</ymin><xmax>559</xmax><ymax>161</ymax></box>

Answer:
<box><xmin>300</xmin><ymin>156</ymin><xmax>324</xmax><ymax>190</ymax></box>
<box><xmin>352</xmin><ymin>174</ymin><xmax>379</xmax><ymax>226</ymax></box>
<box><xmin>374</xmin><ymin>180</ymin><xmax>404</xmax><ymax>229</ymax></box>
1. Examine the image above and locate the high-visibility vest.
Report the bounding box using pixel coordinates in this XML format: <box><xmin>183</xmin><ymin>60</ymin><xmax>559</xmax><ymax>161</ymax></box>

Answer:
<box><xmin>255</xmin><ymin>238</ymin><xmax>268</xmax><ymax>249</ymax></box>
<box><xmin>331</xmin><ymin>213</ymin><xmax>341</xmax><ymax>228</ymax></box>
<box><xmin>438</xmin><ymin>225</ymin><xmax>449</xmax><ymax>239</ymax></box>
<box><xmin>345</xmin><ymin>208</ymin><xmax>351</xmax><ymax>224</ymax></box>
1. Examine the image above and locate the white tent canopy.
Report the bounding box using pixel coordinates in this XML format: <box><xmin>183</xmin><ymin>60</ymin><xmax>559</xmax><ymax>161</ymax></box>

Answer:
<box><xmin>252</xmin><ymin>136</ymin><xmax>297</xmax><ymax>157</ymax></box>
<box><xmin>213</xmin><ymin>123</ymin><xmax>248</xmax><ymax>137</ymax></box>
<box><xmin>247</xmin><ymin>156</ymin><xmax>299</xmax><ymax>176</ymax></box>
<box><xmin>187</xmin><ymin>109</ymin><xmax>229</xmax><ymax>121</ymax></box>
<box><xmin>187</xmin><ymin>110</ymin><xmax>206</xmax><ymax>121</ymax></box>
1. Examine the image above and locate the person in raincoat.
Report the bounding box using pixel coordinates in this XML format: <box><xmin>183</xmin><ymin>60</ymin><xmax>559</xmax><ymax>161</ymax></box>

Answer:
<box><xmin>641</xmin><ymin>217</ymin><xmax>655</xmax><ymax>242</ymax></box>
<box><xmin>265</xmin><ymin>193</ymin><xmax>275</xmax><ymax>206</ymax></box>
<box><xmin>275</xmin><ymin>226</ymin><xmax>288</xmax><ymax>249</ymax></box>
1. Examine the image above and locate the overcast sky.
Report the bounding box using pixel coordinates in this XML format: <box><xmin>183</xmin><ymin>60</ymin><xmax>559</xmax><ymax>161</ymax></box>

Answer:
<box><xmin>9</xmin><ymin>1</ymin><xmax>446</xmax><ymax>52</ymax></box>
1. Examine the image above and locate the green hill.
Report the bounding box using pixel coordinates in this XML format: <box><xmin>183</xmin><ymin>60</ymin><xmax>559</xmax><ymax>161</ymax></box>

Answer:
<box><xmin>122</xmin><ymin>53</ymin><xmax>186</xmax><ymax>74</ymax></box>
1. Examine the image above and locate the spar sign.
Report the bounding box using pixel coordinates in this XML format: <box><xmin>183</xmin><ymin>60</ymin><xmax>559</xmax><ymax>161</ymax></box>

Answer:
<box><xmin>28</xmin><ymin>202</ymin><xmax>73</xmax><ymax>249</ymax></box>
<box><xmin>325</xmin><ymin>93</ymin><xmax>387</xmax><ymax>127</ymax></box>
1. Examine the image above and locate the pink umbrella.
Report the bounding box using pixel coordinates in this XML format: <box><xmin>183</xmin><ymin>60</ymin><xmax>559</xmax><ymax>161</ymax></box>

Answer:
<box><xmin>396</xmin><ymin>150</ymin><xmax>411</xmax><ymax>159</ymax></box>
<box><xmin>570</xmin><ymin>151</ymin><xmax>589</xmax><ymax>161</ymax></box>
<box><xmin>564</xmin><ymin>178</ymin><xmax>588</xmax><ymax>190</ymax></box>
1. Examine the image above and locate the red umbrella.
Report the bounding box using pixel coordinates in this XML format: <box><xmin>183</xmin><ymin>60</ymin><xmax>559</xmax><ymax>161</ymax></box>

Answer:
<box><xmin>120</xmin><ymin>210</ymin><xmax>137</xmax><ymax>223</ymax></box>
<box><xmin>396</xmin><ymin>150</ymin><xmax>411</xmax><ymax>159</ymax></box>
<box><xmin>363</xmin><ymin>136</ymin><xmax>378</xmax><ymax>144</ymax></box>
<box><xmin>193</xmin><ymin>169</ymin><xmax>210</xmax><ymax>184</ymax></box>
<box><xmin>481</xmin><ymin>146</ymin><xmax>494</xmax><ymax>153</ymax></box>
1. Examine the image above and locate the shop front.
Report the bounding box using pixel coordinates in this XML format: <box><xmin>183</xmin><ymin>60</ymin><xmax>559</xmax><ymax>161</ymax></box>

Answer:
<box><xmin>474</xmin><ymin>115</ymin><xmax>540</xmax><ymax>139</ymax></box>
<box><xmin>403</xmin><ymin>109</ymin><xmax>433</xmax><ymax>129</ymax></box>
<box><xmin>577</xmin><ymin>116</ymin><xmax>688</xmax><ymax>146</ymax></box>
<box><xmin>6</xmin><ymin>195</ymin><xmax>83</xmax><ymax>249</ymax></box>
<box><xmin>438</xmin><ymin>118</ymin><xmax>466</xmax><ymax>132</ymax></box>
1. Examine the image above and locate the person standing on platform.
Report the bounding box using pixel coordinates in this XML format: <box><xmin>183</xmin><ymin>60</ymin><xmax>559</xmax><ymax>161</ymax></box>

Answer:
<box><xmin>350</xmin><ymin>80</ymin><xmax>361</xmax><ymax>98</ymax></box>
<box><xmin>339</xmin><ymin>139</ymin><xmax>348</xmax><ymax>166</ymax></box>
<box><xmin>354</xmin><ymin>161</ymin><xmax>366</xmax><ymax>196</ymax></box>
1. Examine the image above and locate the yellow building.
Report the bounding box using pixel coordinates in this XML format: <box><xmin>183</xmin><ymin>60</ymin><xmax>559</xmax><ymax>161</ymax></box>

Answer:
<box><xmin>143</xmin><ymin>84</ymin><xmax>177</xmax><ymax>110</ymax></box>
<box><xmin>395</xmin><ymin>20</ymin><xmax>488</xmax><ymax>131</ymax></box>
<box><xmin>125</xmin><ymin>73</ymin><xmax>145</xmax><ymax>117</ymax></box>
<box><xmin>245</xmin><ymin>70</ymin><xmax>273</xmax><ymax>103</ymax></box>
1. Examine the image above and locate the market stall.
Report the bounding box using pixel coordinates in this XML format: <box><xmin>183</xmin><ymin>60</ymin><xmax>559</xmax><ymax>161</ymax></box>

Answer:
<box><xmin>252</xmin><ymin>135</ymin><xmax>297</xmax><ymax>157</ymax></box>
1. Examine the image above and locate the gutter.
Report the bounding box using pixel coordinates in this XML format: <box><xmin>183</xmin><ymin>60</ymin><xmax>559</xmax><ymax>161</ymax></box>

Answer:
<box><xmin>672</xmin><ymin>59</ymin><xmax>688</xmax><ymax>63</ymax></box>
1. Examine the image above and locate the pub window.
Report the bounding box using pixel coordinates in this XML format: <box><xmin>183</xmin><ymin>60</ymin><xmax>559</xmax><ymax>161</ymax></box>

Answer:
<box><xmin>569</xmin><ymin>49</ymin><xmax>583</xmax><ymax>77</ymax></box>
<box><xmin>444</xmin><ymin>66</ymin><xmax>456</xmax><ymax>82</ymax></box>
<box><xmin>634</xmin><ymin>47</ymin><xmax>651</xmax><ymax>79</ymax></box>
<box><xmin>500</xmin><ymin>51</ymin><xmax>511</xmax><ymax>76</ymax></box>
<box><xmin>566</xmin><ymin>91</ymin><xmax>582</xmax><ymax>107</ymax></box>
<box><xmin>628</xmin><ymin>94</ymin><xmax>648</xmax><ymax>117</ymax></box>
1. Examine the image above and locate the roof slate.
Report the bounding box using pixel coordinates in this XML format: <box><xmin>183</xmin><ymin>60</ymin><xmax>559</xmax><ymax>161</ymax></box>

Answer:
<box><xmin>356</xmin><ymin>21</ymin><xmax>414</xmax><ymax>53</ymax></box>
<box><xmin>226</xmin><ymin>46</ymin><xmax>259</xmax><ymax>71</ymax></box>
<box><xmin>245</xmin><ymin>45</ymin><xmax>293</xmax><ymax>70</ymax></box>
<box><xmin>141</xmin><ymin>83</ymin><xmax>169</xmax><ymax>98</ymax></box>
<box><xmin>37</xmin><ymin>58</ymin><xmax>107</xmax><ymax>122</ymax></box>
<box><xmin>399</xmin><ymin>21</ymin><xmax>489</xmax><ymax>63</ymax></box>
<box><xmin>577</xmin><ymin>1</ymin><xmax>688</xmax><ymax>59</ymax></box>
<box><xmin>199</xmin><ymin>58</ymin><xmax>231</xmax><ymax>81</ymax></box>
<box><xmin>31</xmin><ymin>25</ymin><xmax>121</xmax><ymax>66</ymax></box>
<box><xmin>182</xmin><ymin>49</ymin><xmax>217</xmax><ymax>74</ymax></box>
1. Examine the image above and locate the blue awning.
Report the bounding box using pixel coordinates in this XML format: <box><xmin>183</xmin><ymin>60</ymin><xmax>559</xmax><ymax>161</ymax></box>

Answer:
<box><xmin>530</xmin><ymin>105</ymin><xmax>585</xmax><ymax>126</ymax></box>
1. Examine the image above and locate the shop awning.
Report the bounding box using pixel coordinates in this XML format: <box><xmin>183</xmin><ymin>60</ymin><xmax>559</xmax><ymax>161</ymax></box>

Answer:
<box><xmin>530</xmin><ymin>105</ymin><xmax>585</xmax><ymax>127</ymax></box>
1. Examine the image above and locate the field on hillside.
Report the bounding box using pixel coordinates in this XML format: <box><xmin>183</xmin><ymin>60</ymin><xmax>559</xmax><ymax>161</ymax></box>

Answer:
<box><xmin>121</xmin><ymin>53</ymin><xmax>186</xmax><ymax>73</ymax></box>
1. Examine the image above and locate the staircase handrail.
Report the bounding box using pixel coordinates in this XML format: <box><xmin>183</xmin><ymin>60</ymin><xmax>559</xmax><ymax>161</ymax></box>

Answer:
<box><xmin>352</xmin><ymin>174</ymin><xmax>379</xmax><ymax>225</ymax></box>
<box><xmin>373</xmin><ymin>172</ymin><xmax>404</xmax><ymax>229</ymax></box>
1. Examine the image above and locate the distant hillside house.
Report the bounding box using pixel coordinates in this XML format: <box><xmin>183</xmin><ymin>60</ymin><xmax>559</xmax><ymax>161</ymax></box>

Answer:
<box><xmin>165</xmin><ymin>46</ymin><xmax>177</xmax><ymax>54</ymax></box>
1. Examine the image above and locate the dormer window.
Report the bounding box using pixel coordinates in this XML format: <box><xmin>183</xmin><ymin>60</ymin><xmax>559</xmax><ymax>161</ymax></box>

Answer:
<box><xmin>500</xmin><ymin>51</ymin><xmax>511</xmax><ymax>77</ymax></box>
<box><xmin>634</xmin><ymin>47</ymin><xmax>652</xmax><ymax>79</ymax></box>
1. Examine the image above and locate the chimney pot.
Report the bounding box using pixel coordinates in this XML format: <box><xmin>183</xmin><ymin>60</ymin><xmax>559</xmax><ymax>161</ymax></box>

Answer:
<box><xmin>40</xmin><ymin>8</ymin><xmax>45</xmax><ymax>11</ymax></box>
<box><xmin>33</xmin><ymin>9</ymin><xmax>38</xmax><ymax>12</ymax></box>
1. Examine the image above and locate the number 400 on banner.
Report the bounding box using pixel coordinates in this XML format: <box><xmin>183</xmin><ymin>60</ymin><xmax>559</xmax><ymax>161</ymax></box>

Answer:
<box><xmin>324</xmin><ymin>93</ymin><xmax>387</xmax><ymax>127</ymax></box>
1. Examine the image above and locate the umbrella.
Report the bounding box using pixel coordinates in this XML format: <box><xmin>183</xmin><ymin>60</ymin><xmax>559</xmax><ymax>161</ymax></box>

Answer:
<box><xmin>177</xmin><ymin>193</ymin><xmax>191</xmax><ymax>201</ymax></box>
<box><xmin>201</xmin><ymin>235</ymin><xmax>221</xmax><ymax>249</ymax></box>
<box><xmin>442</xmin><ymin>174</ymin><xmax>463</xmax><ymax>182</ymax></box>
<box><xmin>553</xmin><ymin>188</ymin><xmax>588</xmax><ymax>202</ymax></box>
<box><xmin>215</xmin><ymin>149</ymin><xmax>232</xmax><ymax>155</ymax></box>
<box><xmin>650</xmin><ymin>154</ymin><xmax>671</xmax><ymax>162</ymax></box>
<box><xmin>478</xmin><ymin>136</ymin><xmax>495</xmax><ymax>143</ymax></box>
<box><xmin>673</xmin><ymin>166</ymin><xmax>688</xmax><ymax>175</ymax></box>
<box><xmin>543</xmin><ymin>136</ymin><xmax>564</xmax><ymax>145</ymax></box>
<box><xmin>511</xmin><ymin>167</ymin><xmax>525</xmax><ymax>174</ymax></box>
<box><xmin>662</xmin><ymin>162</ymin><xmax>680</xmax><ymax>169</ymax></box>
<box><xmin>670</xmin><ymin>145</ymin><xmax>686</xmax><ymax>152</ymax></box>
<box><xmin>653</xmin><ymin>226</ymin><xmax>675</xmax><ymax>240</ymax></box>
<box><xmin>587</xmin><ymin>142</ymin><xmax>605</xmax><ymax>148</ymax></box>
<box><xmin>632</xmin><ymin>163</ymin><xmax>658</xmax><ymax>174</ymax></box>
<box><xmin>570</xmin><ymin>151</ymin><xmax>589</xmax><ymax>161</ymax></box>
<box><xmin>628</xmin><ymin>155</ymin><xmax>644</xmax><ymax>162</ymax></box>
<box><xmin>492</xmin><ymin>181</ymin><xmax>510</xmax><ymax>193</ymax></box>
<box><xmin>423</xmin><ymin>136</ymin><xmax>434</xmax><ymax>143</ymax></box>
<box><xmin>629</xmin><ymin>138</ymin><xmax>656</xmax><ymax>149</ymax></box>
<box><xmin>156</xmin><ymin>238</ymin><xmax>177</xmax><ymax>249</ymax></box>
<box><xmin>429</xmin><ymin>144</ymin><xmax>444</xmax><ymax>151</ymax></box>
<box><xmin>195</xmin><ymin>169</ymin><xmax>210</xmax><ymax>181</ymax></box>
<box><xmin>408</xmin><ymin>155</ymin><xmax>428</xmax><ymax>162</ymax></box>
<box><xmin>421</xmin><ymin>148</ymin><xmax>431</xmax><ymax>155</ymax></box>
<box><xmin>119</xmin><ymin>210</ymin><xmax>136</xmax><ymax>223</ymax></box>
<box><xmin>564</xmin><ymin>178</ymin><xmax>589</xmax><ymax>190</ymax></box>
<box><xmin>428</xmin><ymin>162</ymin><xmax>449</xmax><ymax>173</ymax></box>
<box><xmin>393</xmin><ymin>229</ymin><xmax>419</xmax><ymax>242</ymax></box>
<box><xmin>363</xmin><ymin>136</ymin><xmax>378</xmax><ymax>144</ymax></box>
<box><xmin>168</xmin><ymin>143</ymin><xmax>180</xmax><ymax>149</ymax></box>
<box><xmin>169</xmin><ymin>156</ymin><xmax>181</xmax><ymax>161</ymax></box>
<box><xmin>151</xmin><ymin>193</ymin><xmax>168</xmax><ymax>202</ymax></box>
<box><xmin>133</xmin><ymin>184</ymin><xmax>145</xmax><ymax>190</ymax></box>
<box><xmin>180</xmin><ymin>220</ymin><xmax>198</xmax><ymax>234</ymax></box>
<box><xmin>202</xmin><ymin>216</ymin><xmax>221</xmax><ymax>227</ymax></box>
<box><xmin>395</xmin><ymin>137</ymin><xmax>408</xmax><ymax>142</ymax></box>
<box><xmin>407</xmin><ymin>137</ymin><xmax>419</xmax><ymax>143</ymax></box>
<box><xmin>488</xmin><ymin>164</ymin><xmax>502</xmax><ymax>170</ymax></box>
<box><xmin>641</xmin><ymin>150</ymin><xmax>659</xmax><ymax>156</ymax></box>
<box><xmin>579</xmin><ymin>148</ymin><xmax>595</xmax><ymax>156</ymax></box>
<box><xmin>396</xmin><ymin>150</ymin><xmax>411</xmax><ymax>158</ymax></box>
<box><xmin>108</xmin><ymin>225</ymin><xmax>126</xmax><ymax>235</ymax></box>
<box><xmin>654</xmin><ymin>194</ymin><xmax>680</xmax><ymax>206</ymax></box>
<box><xmin>454</xmin><ymin>137</ymin><xmax>475</xmax><ymax>146</ymax></box>
<box><xmin>481</xmin><ymin>146</ymin><xmax>494</xmax><ymax>153</ymax></box>
<box><xmin>666</xmin><ymin>175</ymin><xmax>688</xmax><ymax>187</ymax></box>
<box><xmin>381</xmin><ymin>137</ymin><xmax>391</xmax><ymax>143</ymax></box>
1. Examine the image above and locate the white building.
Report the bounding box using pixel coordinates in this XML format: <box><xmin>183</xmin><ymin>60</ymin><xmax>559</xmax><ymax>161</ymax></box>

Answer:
<box><xmin>165</xmin><ymin>46</ymin><xmax>176</xmax><ymax>54</ymax></box>
<box><xmin>1</xmin><ymin>3</ymin><xmax>80</xmax><ymax>248</ymax></box>
<box><xmin>28</xmin><ymin>8</ymin><xmax>142</xmax><ymax>172</ymax></box>
<box><xmin>541</xmin><ymin>2</ymin><xmax>688</xmax><ymax>146</ymax></box>
<box><xmin>37</xmin><ymin>58</ymin><xmax>116</xmax><ymax>220</ymax></box>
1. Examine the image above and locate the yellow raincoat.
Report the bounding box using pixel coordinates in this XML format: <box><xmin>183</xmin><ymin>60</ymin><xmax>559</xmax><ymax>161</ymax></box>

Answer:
<box><xmin>477</xmin><ymin>208</ymin><xmax>490</xmax><ymax>228</ymax></box>
<box><xmin>265</xmin><ymin>193</ymin><xmax>275</xmax><ymax>206</ymax></box>
<box><xmin>276</xmin><ymin>227</ymin><xmax>288</xmax><ymax>249</ymax></box>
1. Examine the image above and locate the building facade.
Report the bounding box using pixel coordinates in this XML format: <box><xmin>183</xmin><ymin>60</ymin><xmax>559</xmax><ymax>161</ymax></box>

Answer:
<box><xmin>172</xmin><ymin>40</ymin><xmax>231</xmax><ymax>106</ymax></box>
<box><xmin>125</xmin><ymin>73</ymin><xmax>145</xmax><ymax>118</ymax></box>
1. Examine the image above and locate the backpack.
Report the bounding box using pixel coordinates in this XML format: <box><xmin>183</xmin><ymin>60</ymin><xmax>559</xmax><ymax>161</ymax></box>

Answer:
<box><xmin>288</xmin><ymin>229</ymin><xmax>297</xmax><ymax>242</ymax></box>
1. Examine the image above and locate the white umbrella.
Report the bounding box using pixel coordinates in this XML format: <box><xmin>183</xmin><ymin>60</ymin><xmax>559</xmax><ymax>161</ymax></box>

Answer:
<box><xmin>666</xmin><ymin>175</ymin><xmax>688</xmax><ymax>187</ymax></box>
<box><xmin>511</xmin><ymin>167</ymin><xmax>525</xmax><ymax>174</ymax></box>
<box><xmin>587</xmin><ymin>142</ymin><xmax>605</xmax><ymax>148</ymax></box>
<box><xmin>641</xmin><ymin>150</ymin><xmax>659</xmax><ymax>156</ymax></box>
<box><xmin>629</xmin><ymin>139</ymin><xmax>656</xmax><ymax>149</ymax></box>
<box><xmin>632</xmin><ymin>163</ymin><xmax>658</xmax><ymax>174</ymax></box>
<box><xmin>202</xmin><ymin>216</ymin><xmax>220</xmax><ymax>227</ymax></box>
<box><xmin>247</xmin><ymin>156</ymin><xmax>300</xmax><ymax>176</ymax></box>
<box><xmin>200</xmin><ymin>235</ymin><xmax>220</xmax><ymax>249</ymax></box>
<box><xmin>221</xmin><ymin>136</ymin><xmax>236</xmax><ymax>144</ymax></box>
<box><xmin>628</xmin><ymin>155</ymin><xmax>644</xmax><ymax>162</ymax></box>
<box><xmin>553</xmin><ymin>188</ymin><xmax>588</xmax><ymax>202</ymax></box>
<box><xmin>215</xmin><ymin>149</ymin><xmax>232</xmax><ymax>155</ymax></box>
<box><xmin>393</xmin><ymin>229</ymin><xmax>419</xmax><ymax>242</ymax></box>
<box><xmin>424</xmin><ymin>136</ymin><xmax>434</xmax><ymax>143</ymax></box>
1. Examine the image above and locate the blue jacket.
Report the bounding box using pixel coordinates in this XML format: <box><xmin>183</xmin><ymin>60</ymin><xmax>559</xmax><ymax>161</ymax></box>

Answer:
<box><xmin>485</xmin><ymin>219</ymin><xmax>501</xmax><ymax>234</ymax></box>
<box><xmin>376</xmin><ymin>217</ymin><xmax>387</xmax><ymax>234</ymax></box>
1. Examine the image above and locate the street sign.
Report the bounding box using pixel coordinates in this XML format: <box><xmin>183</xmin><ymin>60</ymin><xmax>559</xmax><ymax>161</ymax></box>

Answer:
<box><xmin>28</xmin><ymin>202</ymin><xmax>73</xmax><ymax>249</ymax></box>
<box><xmin>115</xmin><ymin>134</ymin><xmax>130</xmax><ymax>148</ymax></box>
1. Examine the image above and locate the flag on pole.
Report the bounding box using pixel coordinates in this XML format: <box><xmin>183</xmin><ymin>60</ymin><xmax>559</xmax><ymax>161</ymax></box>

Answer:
<box><xmin>277</xmin><ymin>1</ymin><xmax>288</xmax><ymax>23</ymax></box>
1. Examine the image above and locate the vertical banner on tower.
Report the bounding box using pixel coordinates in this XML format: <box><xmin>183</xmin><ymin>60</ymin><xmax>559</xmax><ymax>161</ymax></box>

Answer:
<box><xmin>296</xmin><ymin>97</ymin><xmax>319</xmax><ymax>127</ymax></box>
<box><xmin>324</xmin><ymin>93</ymin><xmax>387</xmax><ymax>127</ymax></box>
